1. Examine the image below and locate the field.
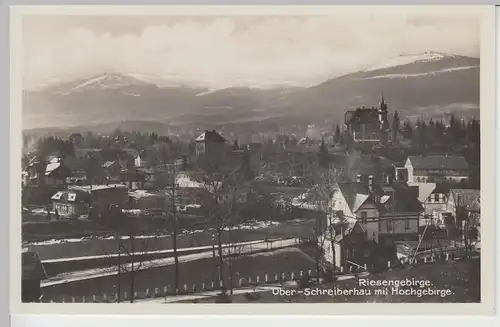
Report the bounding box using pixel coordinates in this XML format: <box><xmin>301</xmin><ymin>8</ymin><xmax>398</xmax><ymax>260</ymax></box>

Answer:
<box><xmin>27</xmin><ymin>219</ymin><xmax>316</xmax><ymax>260</ymax></box>
<box><xmin>41</xmin><ymin>248</ymin><xmax>316</xmax><ymax>301</ymax></box>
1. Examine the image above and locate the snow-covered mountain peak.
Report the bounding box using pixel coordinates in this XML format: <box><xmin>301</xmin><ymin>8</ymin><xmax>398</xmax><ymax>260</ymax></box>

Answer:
<box><xmin>364</xmin><ymin>51</ymin><xmax>457</xmax><ymax>72</ymax></box>
<box><xmin>71</xmin><ymin>73</ymin><xmax>147</xmax><ymax>92</ymax></box>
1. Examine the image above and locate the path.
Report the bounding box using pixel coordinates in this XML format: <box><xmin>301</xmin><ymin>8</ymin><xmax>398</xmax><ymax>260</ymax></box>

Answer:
<box><xmin>42</xmin><ymin>238</ymin><xmax>299</xmax><ymax>287</ymax></box>
<box><xmin>41</xmin><ymin>238</ymin><xmax>283</xmax><ymax>263</ymax></box>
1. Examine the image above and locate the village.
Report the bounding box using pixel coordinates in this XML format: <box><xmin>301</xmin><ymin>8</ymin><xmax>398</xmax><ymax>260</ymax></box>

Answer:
<box><xmin>21</xmin><ymin>97</ymin><xmax>481</xmax><ymax>304</ymax></box>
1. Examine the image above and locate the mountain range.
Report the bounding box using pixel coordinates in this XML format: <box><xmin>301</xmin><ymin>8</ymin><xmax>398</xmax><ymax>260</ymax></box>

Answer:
<box><xmin>23</xmin><ymin>51</ymin><xmax>479</xmax><ymax>133</ymax></box>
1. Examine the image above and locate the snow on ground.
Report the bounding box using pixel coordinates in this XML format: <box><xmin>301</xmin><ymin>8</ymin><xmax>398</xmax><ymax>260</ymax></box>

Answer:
<box><xmin>23</xmin><ymin>220</ymin><xmax>284</xmax><ymax>247</ymax></box>
<box><xmin>41</xmin><ymin>238</ymin><xmax>299</xmax><ymax>287</ymax></box>
<box><xmin>41</xmin><ymin>238</ymin><xmax>276</xmax><ymax>263</ymax></box>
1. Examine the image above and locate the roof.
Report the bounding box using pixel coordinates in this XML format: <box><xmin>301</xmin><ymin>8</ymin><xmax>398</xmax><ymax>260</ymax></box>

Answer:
<box><xmin>44</xmin><ymin>162</ymin><xmax>61</xmax><ymax>176</ymax></box>
<box><xmin>382</xmin><ymin>182</ymin><xmax>423</xmax><ymax>213</ymax></box>
<box><xmin>68</xmin><ymin>184</ymin><xmax>127</xmax><ymax>193</ymax></box>
<box><xmin>22</xmin><ymin>251</ymin><xmax>47</xmax><ymax>280</ymax></box>
<box><xmin>102</xmin><ymin>161</ymin><xmax>116</xmax><ymax>168</ymax></box>
<box><xmin>129</xmin><ymin>190</ymin><xmax>165</xmax><ymax>200</ymax></box>
<box><xmin>338</xmin><ymin>181</ymin><xmax>422</xmax><ymax>214</ymax></box>
<box><xmin>415</xmin><ymin>183</ymin><xmax>436</xmax><ymax>202</ymax></box>
<box><xmin>432</xmin><ymin>183</ymin><xmax>452</xmax><ymax>194</ymax></box>
<box><xmin>449</xmin><ymin>189</ymin><xmax>480</xmax><ymax>207</ymax></box>
<box><xmin>51</xmin><ymin>189</ymin><xmax>90</xmax><ymax>202</ymax></box>
<box><xmin>195</xmin><ymin>130</ymin><xmax>226</xmax><ymax>143</ymax></box>
<box><xmin>176</xmin><ymin>173</ymin><xmax>205</xmax><ymax>189</ymax></box>
<box><xmin>407</xmin><ymin>155</ymin><xmax>469</xmax><ymax>171</ymax></box>
<box><xmin>332</xmin><ymin>218</ymin><xmax>364</xmax><ymax>242</ymax></box>
<box><xmin>345</xmin><ymin>108</ymin><xmax>381</xmax><ymax>125</ymax></box>
<box><xmin>338</xmin><ymin>182</ymin><xmax>385</xmax><ymax>213</ymax></box>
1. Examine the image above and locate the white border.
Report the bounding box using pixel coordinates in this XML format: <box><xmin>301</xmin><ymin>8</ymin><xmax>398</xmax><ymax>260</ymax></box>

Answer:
<box><xmin>8</xmin><ymin>4</ymin><xmax>497</xmax><ymax>317</ymax></box>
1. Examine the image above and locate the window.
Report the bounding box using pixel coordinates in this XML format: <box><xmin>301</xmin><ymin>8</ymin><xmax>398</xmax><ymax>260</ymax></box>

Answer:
<box><xmin>361</xmin><ymin>211</ymin><xmax>368</xmax><ymax>224</ymax></box>
<box><xmin>405</xmin><ymin>219</ymin><xmax>410</xmax><ymax>230</ymax></box>
<box><xmin>434</xmin><ymin>194</ymin><xmax>439</xmax><ymax>203</ymax></box>
<box><xmin>386</xmin><ymin>220</ymin><xmax>393</xmax><ymax>231</ymax></box>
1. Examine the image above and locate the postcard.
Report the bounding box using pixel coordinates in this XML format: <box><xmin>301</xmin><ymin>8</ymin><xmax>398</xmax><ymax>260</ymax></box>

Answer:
<box><xmin>10</xmin><ymin>5</ymin><xmax>496</xmax><ymax>315</ymax></box>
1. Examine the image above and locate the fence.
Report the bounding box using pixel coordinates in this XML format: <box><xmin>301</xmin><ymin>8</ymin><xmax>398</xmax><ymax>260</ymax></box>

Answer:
<box><xmin>43</xmin><ymin>241</ymin><xmax>472</xmax><ymax>303</ymax></box>
<box><xmin>48</xmin><ymin>268</ymin><xmax>316</xmax><ymax>303</ymax></box>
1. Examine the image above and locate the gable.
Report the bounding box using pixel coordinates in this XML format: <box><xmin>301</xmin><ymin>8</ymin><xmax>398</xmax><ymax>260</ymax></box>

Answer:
<box><xmin>404</xmin><ymin>158</ymin><xmax>412</xmax><ymax>168</ymax></box>
<box><xmin>358</xmin><ymin>198</ymin><xmax>378</xmax><ymax>210</ymax></box>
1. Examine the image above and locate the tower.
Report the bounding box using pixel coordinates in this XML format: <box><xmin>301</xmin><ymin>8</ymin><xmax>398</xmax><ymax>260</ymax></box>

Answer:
<box><xmin>378</xmin><ymin>93</ymin><xmax>390</xmax><ymax>145</ymax></box>
<box><xmin>379</xmin><ymin>93</ymin><xmax>387</xmax><ymax>112</ymax></box>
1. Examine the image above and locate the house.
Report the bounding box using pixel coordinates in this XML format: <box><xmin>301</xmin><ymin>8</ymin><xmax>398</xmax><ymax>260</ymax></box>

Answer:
<box><xmin>320</xmin><ymin>217</ymin><xmax>371</xmax><ymax>270</ymax></box>
<box><xmin>172</xmin><ymin>171</ymin><xmax>249</xmax><ymax>210</ymax></box>
<box><xmin>69</xmin><ymin>133</ymin><xmax>85</xmax><ymax>147</ymax></box>
<box><xmin>330</xmin><ymin>174</ymin><xmax>422</xmax><ymax>244</ymax></box>
<box><xmin>51</xmin><ymin>189</ymin><xmax>90</xmax><ymax>218</ymax></box>
<box><xmin>344</xmin><ymin>96</ymin><xmax>390</xmax><ymax>145</ymax></box>
<box><xmin>23</xmin><ymin>157</ymin><xmax>71</xmax><ymax>187</ymax></box>
<box><xmin>68</xmin><ymin>184</ymin><xmax>128</xmax><ymax>216</ymax></box>
<box><xmin>466</xmin><ymin>197</ymin><xmax>481</xmax><ymax>241</ymax></box>
<box><xmin>414</xmin><ymin>183</ymin><xmax>451</xmax><ymax>227</ymax></box>
<box><xmin>377</xmin><ymin>182</ymin><xmax>423</xmax><ymax>243</ymax></box>
<box><xmin>319</xmin><ymin>214</ymin><xmax>397</xmax><ymax>272</ymax></box>
<box><xmin>22</xmin><ymin>157</ymin><xmax>72</xmax><ymax>204</ymax></box>
<box><xmin>101</xmin><ymin>157</ymin><xmax>128</xmax><ymax>182</ymax></box>
<box><xmin>444</xmin><ymin>188</ymin><xmax>480</xmax><ymax>229</ymax></box>
<box><xmin>63</xmin><ymin>156</ymin><xmax>89</xmax><ymax>185</ymax></box>
<box><xmin>404</xmin><ymin>155</ymin><xmax>470</xmax><ymax>184</ymax></box>
<box><xmin>22</xmin><ymin>250</ymin><xmax>47</xmax><ymax>303</ymax></box>
<box><xmin>195</xmin><ymin>130</ymin><xmax>226</xmax><ymax>157</ymax></box>
<box><xmin>73</xmin><ymin>148</ymin><xmax>102</xmax><ymax>160</ymax></box>
<box><xmin>128</xmin><ymin>190</ymin><xmax>166</xmax><ymax>210</ymax></box>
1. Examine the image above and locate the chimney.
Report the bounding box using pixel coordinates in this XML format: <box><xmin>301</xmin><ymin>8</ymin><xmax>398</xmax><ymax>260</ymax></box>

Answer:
<box><xmin>368</xmin><ymin>175</ymin><xmax>374</xmax><ymax>191</ymax></box>
<box><xmin>386</xmin><ymin>175</ymin><xmax>391</xmax><ymax>185</ymax></box>
<box><xmin>356</xmin><ymin>174</ymin><xmax>361</xmax><ymax>183</ymax></box>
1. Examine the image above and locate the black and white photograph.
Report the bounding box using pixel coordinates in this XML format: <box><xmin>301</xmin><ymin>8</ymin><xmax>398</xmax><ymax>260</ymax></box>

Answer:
<box><xmin>11</xmin><ymin>5</ymin><xmax>494</xmax><ymax>311</ymax></box>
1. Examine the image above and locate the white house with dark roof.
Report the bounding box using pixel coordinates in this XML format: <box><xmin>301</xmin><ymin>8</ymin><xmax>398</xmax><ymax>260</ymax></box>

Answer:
<box><xmin>51</xmin><ymin>189</ymin><xmax>90</xmax><ymax>218</ymax></box>
<box><xmin>329</xmin><ymin>175</ymin><xmax>422</xmax><ymax>244</ymax></box>
<box><xmin>404</xmin><ymin>155</ymin><xmax>469</xmax><ymax>184</ymax></box>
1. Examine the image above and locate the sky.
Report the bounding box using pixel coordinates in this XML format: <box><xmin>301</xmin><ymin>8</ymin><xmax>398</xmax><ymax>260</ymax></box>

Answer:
<box><xmin>22</xmin><ymin>9</ymin><xmax>480</xmax><ymax>90</ymax></box>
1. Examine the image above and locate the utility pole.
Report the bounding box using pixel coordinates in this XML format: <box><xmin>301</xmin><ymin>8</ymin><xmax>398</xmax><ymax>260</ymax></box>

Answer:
<box><xmin>171</xmin><ymin>174</ymin><xmax>179</xmax><ymax>295</ymax></box>
<box><xmin>117</xmin><ymin>233</ymin><xmax>121</xmax><ymax>303</ymax></box>
<box><xmin>129</xmin><ymin>233</ymin><xmax>135</xmax><ymax>303</ymax></box>
<box><xmin>212</xmin><ymin>232</ymin><xmax>217</xmax><ymax>288</ymax></box>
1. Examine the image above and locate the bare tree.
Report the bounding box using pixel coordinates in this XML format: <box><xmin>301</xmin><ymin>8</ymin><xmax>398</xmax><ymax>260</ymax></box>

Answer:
<box><xmin>222</xmin><ymin>227</ymin><xmax>248</xmax><ymax>295</ymax></box>
<box><xmin>155</xmin><ymin>162</ymin><xmax>181</xmax><ymax>295</ymax></box>
<box><xmin>99</xmin><ymin>206</ymin><xmax>166</xmax><ymax>303</ymax></box>
<box><xmin>302</xmin><ymin>167</ymin><xmax>343</xmax><ymax>271</ymax></box>
<box><xmin>104</xmin><ymin>229</ymin><xmax>164</xmax><ymax>303</ymax></box>
<box><xmin>197</xmin><ymin>152</ymin><xmax>246</xmax><ymax>295</ymax></box>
